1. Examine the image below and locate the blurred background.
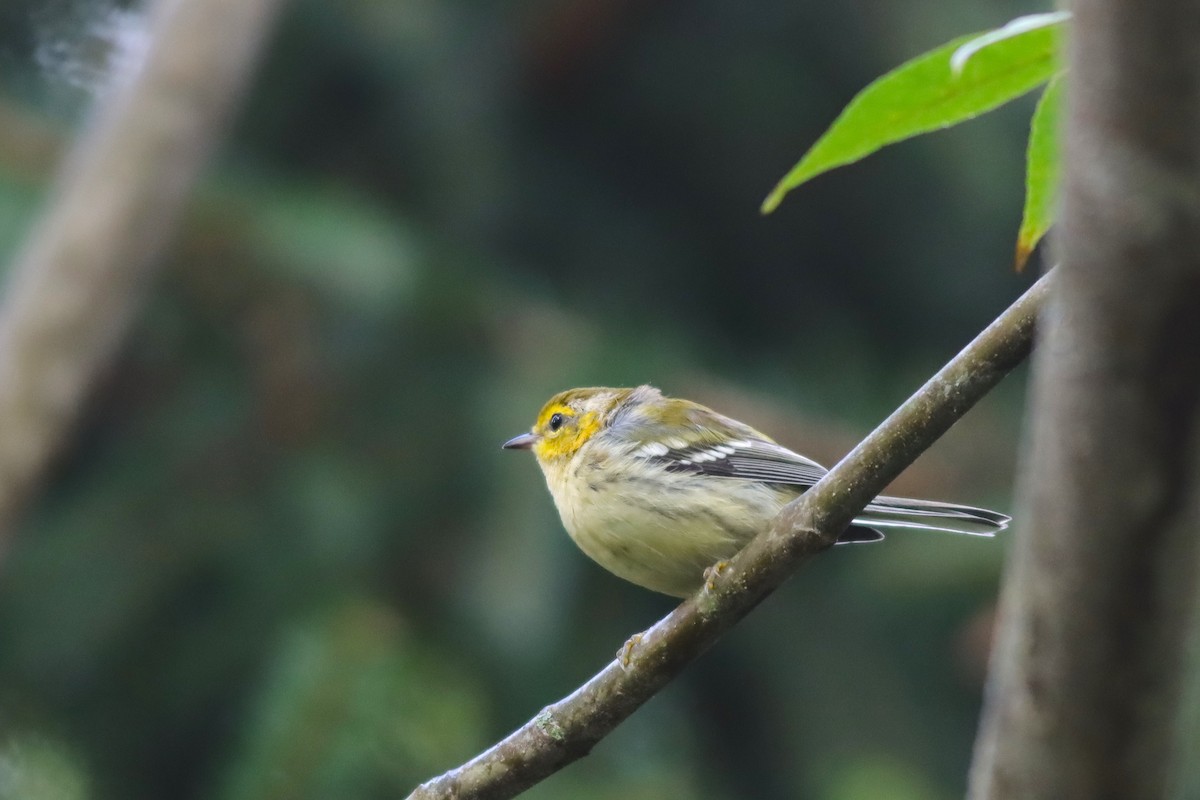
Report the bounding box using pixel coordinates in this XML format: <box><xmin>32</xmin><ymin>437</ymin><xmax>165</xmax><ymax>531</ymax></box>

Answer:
<box><xmin>0</xmin><ymin>0</ymin><xmax>1044</xmax><ymax>798</ymax></box>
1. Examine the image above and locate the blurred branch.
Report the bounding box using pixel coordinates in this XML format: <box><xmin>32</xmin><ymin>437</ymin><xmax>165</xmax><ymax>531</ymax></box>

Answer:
<box><xmin>0</xmin><ymin>0</ymin><xmax>284</xmax><ymax>556</ymax></box>
<box><xmin>968</xmin><ymin>1</ymin><xmax>1200</xmax><ymax>797</ymax></box>
<box><xmin>409</xmin><ymin>272</ymin><xmax>1050</xmax><ymax>800</ymax></box>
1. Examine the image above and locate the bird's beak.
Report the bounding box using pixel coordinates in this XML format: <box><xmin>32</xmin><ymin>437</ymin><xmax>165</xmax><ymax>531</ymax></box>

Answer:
<box><xmin>502</xmin><ymin>432</ymin><xmax>538</xmax><ymax>450</ymax></box>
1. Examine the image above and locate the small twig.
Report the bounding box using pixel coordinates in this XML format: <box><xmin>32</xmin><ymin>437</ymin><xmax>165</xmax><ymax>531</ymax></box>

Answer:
<box><xmin>409</xmin><ymin>271</ymin><xmax>1051</xmax><ymax>800</ymax></box>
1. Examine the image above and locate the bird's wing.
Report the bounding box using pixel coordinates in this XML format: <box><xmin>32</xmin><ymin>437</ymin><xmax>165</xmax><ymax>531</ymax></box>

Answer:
<box><xmin>611</xmin><ymin>395</ymin><xmax>830</xmax><ymax>487</ymax></box>
<box><xmin>644</xmin><ymin>436</ymin><xmax>829</xmax><ymax>486</ymax></box>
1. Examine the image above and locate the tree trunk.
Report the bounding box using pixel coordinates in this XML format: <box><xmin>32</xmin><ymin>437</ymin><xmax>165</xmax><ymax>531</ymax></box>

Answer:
<box><xmin>968</xmin><ymin>1</ymin><xmax>1200</xmax><ymax>798</ymax></box>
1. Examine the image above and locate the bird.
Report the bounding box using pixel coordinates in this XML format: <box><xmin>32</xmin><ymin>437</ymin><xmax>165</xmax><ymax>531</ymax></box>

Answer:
<box><xmin>503</xmin><ymin>385</ymin><xmax>1009</xmax><ymax>597</ymax></box>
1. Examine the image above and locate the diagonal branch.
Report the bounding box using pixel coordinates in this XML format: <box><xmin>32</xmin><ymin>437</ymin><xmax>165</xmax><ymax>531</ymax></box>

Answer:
<box><xmin>409</xmin><ymin>271</ymin><xmax>1051</xmax><ymax>800</ymax></box>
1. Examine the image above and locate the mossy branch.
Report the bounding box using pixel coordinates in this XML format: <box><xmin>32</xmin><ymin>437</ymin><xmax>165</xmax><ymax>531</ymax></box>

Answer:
<box><xmin>409</xmin><ymin>271</ymin><xmax>1051</xmax><ymax>800</ymax></box>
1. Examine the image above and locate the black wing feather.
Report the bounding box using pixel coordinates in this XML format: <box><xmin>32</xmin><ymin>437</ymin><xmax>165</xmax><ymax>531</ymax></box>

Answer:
<box><xmin>653</xmin><ymin>439</ymin><xmax>829</xmax><ymax>487</ymax></box>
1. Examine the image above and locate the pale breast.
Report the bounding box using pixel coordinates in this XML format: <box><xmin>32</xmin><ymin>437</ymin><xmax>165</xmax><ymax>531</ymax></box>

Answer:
<box><xmin>546</xmin><ymin>456</ymin><xmax>788</xmax><ymax>596</ymax></box>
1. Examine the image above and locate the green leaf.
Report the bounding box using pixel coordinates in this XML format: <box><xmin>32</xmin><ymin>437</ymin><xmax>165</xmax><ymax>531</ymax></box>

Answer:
<box><xmin>950</xmin><ymin>12</ymin><xmax>1071</xmax><ymax>75</ymax></box>
<box><xmin>1016</xmin><ymin>75</ymin><xmax>1063</xmax><ymax>270</ymax></box>
<box><xmin>762</xmin><ymin>17</ymin><xmax>1065</xmax><ymax>213</ymax></box>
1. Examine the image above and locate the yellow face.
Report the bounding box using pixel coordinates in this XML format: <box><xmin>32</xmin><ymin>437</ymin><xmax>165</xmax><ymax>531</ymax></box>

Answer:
<box><xmin>503</xmin><ymin>388</ymin><xmax>623</xmax><ymax>463</ymax></box>
<box><xmin>530</xmin><ymin>399</ymin><xmax>601</xmax><ymax>461</ymax></box>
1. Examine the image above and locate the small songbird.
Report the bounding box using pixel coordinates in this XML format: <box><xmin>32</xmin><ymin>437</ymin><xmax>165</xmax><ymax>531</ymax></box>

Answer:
<box><xmin>504</xmin><ymin>385</ymin><xmax>1008</xmax><ymax>597</ymax></box>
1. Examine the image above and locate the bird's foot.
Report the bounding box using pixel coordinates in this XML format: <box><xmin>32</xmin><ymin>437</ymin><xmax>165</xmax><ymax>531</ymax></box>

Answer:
<box><xmin>617</xmin><ymin>632</ymin><xmax>643</xmax><ymax>669</ymax></box>
<box><xmin>703</xmin><ymin>560</ymin><xmax>732</xmax><ymax>592</ymax></box>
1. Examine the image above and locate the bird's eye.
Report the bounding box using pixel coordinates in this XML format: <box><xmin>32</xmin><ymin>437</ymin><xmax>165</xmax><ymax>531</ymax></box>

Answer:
<box><xmin>548</xmin><ymin>412</ymin><xmax>565</xmax><ymax>432</ymax></box>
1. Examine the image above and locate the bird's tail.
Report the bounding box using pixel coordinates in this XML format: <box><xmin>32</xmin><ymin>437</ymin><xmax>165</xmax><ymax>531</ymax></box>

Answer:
<box><xmin>852</xmin><ymin>495</ymin><xmax>1010</xmax><ymax>537</ymax></box>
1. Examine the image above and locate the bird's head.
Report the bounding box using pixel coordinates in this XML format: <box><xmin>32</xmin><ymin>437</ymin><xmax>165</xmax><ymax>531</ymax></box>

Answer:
<box><xmin>503</xmin><ymin>386</ymin><xmax>643</xmax><ymax>464</ymax></box>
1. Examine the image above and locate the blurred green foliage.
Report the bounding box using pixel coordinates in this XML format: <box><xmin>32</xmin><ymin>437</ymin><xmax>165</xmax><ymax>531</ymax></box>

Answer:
<box><xmin>0</xmin><ymin>0</ymin><xmax>1056</xmax><ymax>798</ymax></box>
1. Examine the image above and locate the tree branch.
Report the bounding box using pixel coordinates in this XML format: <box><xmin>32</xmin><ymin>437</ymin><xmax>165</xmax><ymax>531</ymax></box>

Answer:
<box><xmin>409</xmin><ymin>272</ymin><xmax>1050</xmax><ymax>800</ymax></box>
<box><xmin>967</xmin><ymin>2</ymin><xmax>1200</xmax><ymax>797</ymax></box>
<box><xmin>0</xmin><ymin>0</ymin><xmax>284</xmax><ymax>557</ymax></box>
